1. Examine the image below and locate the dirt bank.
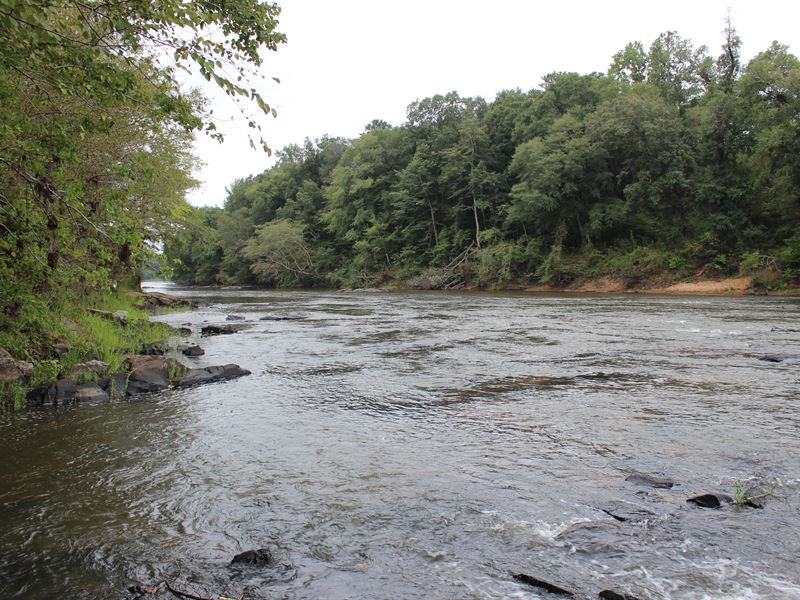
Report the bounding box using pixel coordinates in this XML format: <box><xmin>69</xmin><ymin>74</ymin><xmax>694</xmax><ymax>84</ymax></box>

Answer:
<box><xmin>524</xmin><ymin>276</ymin><xmax>754</xmax><ymax>296</ymax></box>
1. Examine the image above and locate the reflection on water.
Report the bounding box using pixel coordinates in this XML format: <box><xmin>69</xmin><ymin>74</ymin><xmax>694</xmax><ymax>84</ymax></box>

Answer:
<box><xmin>1</xmin><ymin>284</ymin><xmax>800</xmax><ymax>599</ymax></box>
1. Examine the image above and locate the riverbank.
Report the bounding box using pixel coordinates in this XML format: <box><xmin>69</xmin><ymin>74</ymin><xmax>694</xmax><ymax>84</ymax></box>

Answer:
<box><xmin>522</xmin><ymin>275</ymin><xmax>766</xmax><ymax>295</ymax></box>
<box><xmin>0</xmin><ymin>290</ymin><xmax>193</xmax><ymax>409</ymax></box>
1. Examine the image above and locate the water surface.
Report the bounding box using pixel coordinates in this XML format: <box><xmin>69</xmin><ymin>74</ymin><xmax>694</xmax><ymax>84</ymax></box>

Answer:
<box><xmin>1</xmin><ymin>285</ymin><xmax>799</xmax><ymax>599</ymax></box>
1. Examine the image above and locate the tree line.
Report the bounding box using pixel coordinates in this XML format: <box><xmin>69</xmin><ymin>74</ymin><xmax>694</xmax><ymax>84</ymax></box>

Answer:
<box><xmin>167</xmin><ymin>23</ymin><xmax>800</xmax><ymax>290</ymax></box>
<box><xmin>0</xmin><ymin>0</ymin><xmax>284</xmax><ymax>355</ymax></box>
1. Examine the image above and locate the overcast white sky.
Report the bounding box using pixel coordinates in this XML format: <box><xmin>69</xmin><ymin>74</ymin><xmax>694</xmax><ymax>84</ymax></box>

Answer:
<box><xmin>187</xmin><ymin>0</ymin><xmax>800</xmax><ymax>207</ymax></box>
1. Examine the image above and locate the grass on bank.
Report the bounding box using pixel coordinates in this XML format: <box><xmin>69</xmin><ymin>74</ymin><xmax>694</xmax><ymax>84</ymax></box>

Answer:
<box><xmin>0</xmin><ymin>289</ymin><xmax>175</xmax><ymax>409</ymax></box>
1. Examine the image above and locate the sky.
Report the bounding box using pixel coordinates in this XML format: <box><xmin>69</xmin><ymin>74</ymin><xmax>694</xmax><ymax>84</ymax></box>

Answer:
<box><xmin>186</xmin><ymin>0</ymin><xmax>800</xmax><ymax>207</ymax></box>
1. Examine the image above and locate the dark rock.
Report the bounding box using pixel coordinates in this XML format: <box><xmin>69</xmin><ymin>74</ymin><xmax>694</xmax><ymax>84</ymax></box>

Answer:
<box><xmin>0</xmin><ymin>347</ymin><xmax>33</xmax><ymax>383</ymax></box>
<box><xmin>125</xmin><ymin>355</ymin><xmax>186</xmax><ymax>394</ymax></box>
<box><xmin>771</xmin><ymin>326</ymin><xmax>800</xmax><ymax>333</ymax></box>
<box><xmin>687</xmin><ymin>493</ymin><xmax>733</xmax><ymax>508</ymax></box>
<box><xmin>201</xmin><ymin>324</ymin><xmax>244</xmax><ymax>336</ymax></box>
<box><xmin>599</xmin><ymin>591</ymin><xmax>643</xmax><ymax>600</ymax></box>
<box><xmin>512</xmin><ymin>573</ymin><xmax>575</xmax><ymax>596</ymax></box>
<box><xmin>26</xmin><ymin>379</ymin><xmax>77</xmax><ymax>406</ymax></box>
<box><xmin>625</xmin><ymin>473</ymin><xmax>675</xmax><ymax>489</ymax></box>
<box><xmin>141</xmin><ymin>341</ymin><xmax>168</xmax><ymax>355</ymax></box>
<box><xmin>100</xmin><ymin>373</ymin><xmax>129</xmax><ymax>399</ymax></box>
<box><xmin>225</xmin><ymin>314</ymin><xmax>246</xmax><ymax>321</ymax></box>
<box><xmin>177</xmin><ymin>327</ymin><xmax>192</xmax><ymax>336</ymax></box>
<box><xmin>175</xmin><ymin>364</ymin><xmax>251</xmax><ymax>388</ymax></box>
<box><xmin>230</xmin><ymin>548</ymin><xmax>273</xmax><ymax>567</ymax></box>
<box><xmin>73</xmin><ymin>383</ymin><xmax>109</xmax><ymax>403</ymax></box>
<box><xmin>181</xmin><ymin>345</ymin><xmax>205</xmax><ymax>357</ymax></box>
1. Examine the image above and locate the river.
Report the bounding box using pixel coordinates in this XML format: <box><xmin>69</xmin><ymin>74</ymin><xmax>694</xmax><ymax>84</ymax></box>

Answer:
<box><xmin>1</xmin><ymin>285</ymin><xmax>799</xmax><ymax>599</ymax></box>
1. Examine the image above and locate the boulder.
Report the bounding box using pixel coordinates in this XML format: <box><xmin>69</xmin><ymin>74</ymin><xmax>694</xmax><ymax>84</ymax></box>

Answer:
<box><xmin>175</xmin><ymin>364</ymin><xmax>251</xmax><ymax>388</ymax></box>
<box><xmin>177</xmin><ymin>327</ymin><xmax>192</xmax><ymax>336</ymax></box>
<box><xmin>230</xmin><ymin>548</ymin><xmax>273</xmax><ymax>567</ymax></box>
<box><xmin>66</xmin><ymin>360</ymin><xmax>109</xmax><ymax>381</ymax></box>
<box><xmin>0</xmin><ymin>347</ymin><xmax>33</xmax><ymax>383</ymax></box>
<box><xmin>125</xmin><ymin>355</ymin><xmax>186</xmax><ymax>394</ymax></box>
<box><xmin>182</xmin><ymin>345</ymin><xmax>205</xmax><ymax>357</ymax></box>
<box><xmin>73</xmin><ymin>383</ymin><xmax>109</xmax><ymax>403</ymax></box>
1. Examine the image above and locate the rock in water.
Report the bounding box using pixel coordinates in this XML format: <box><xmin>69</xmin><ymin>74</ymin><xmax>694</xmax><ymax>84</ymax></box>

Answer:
<box><xmin>625</xmin><ymin>472</ymin><xmax>675</xmax><ymax>489</ymax></box>
<box><xmin>201</xmin><ymin>324</ymin><xmax>244</xmax><ymax>336</ymax></box>
<box><xmin>73</xmin><ymin>383</ymin><xmax>109</xmax><ymax>403</ymax></box>
<box><xmin>231</xmin><ymin>548</ymin><xmax>273</xmax><ymax>566</ymax></box>
<box><xmin>512</xmin><ymin>573</ymin><xmax>576</xmax><ymax>596</ymax></box>
<box><xmin>125</xmin><ymin>355</ymin><xmax>186</xmax><ymax>394</ymax></box>
<box><xmin>174</xmin><ymin>364</ymin><xmax>251</xmax><ymax>388</ymax></box>
<box><xmin>182</xmin><ymin>345</ymin><xmax>205</xmax><ymax>357</ymax></box>
<box><xmin>226</xmin><ymin>314</ymin><xmax>246</xmax><ymax>321</ymax></box>
<box><xmin>26</xmin><ymin>379</ymin><xmax>77</xmax><ymax>406</ymax></box>
<box><xmin>687</xmin><ymin>493</ymin><xmax>733</xmax><ymax>508</ymax></box>
<box><xmin>599</xmin><ymin>591</ymin><xmax>643</xmax><ymax>600</ymax></box>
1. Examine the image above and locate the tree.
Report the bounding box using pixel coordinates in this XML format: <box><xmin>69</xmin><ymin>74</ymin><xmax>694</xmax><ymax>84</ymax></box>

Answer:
<box><xmin>242</xmin><ymin>220</ymin><xmax>314</xmax><ymax>286</ymax></box>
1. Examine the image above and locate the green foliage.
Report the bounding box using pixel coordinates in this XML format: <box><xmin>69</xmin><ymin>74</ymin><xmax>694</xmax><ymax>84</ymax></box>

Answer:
<box><xmin>165</xmin><ymin>24</ymin><xmax>800</xmax><ymax>293</ymax></box>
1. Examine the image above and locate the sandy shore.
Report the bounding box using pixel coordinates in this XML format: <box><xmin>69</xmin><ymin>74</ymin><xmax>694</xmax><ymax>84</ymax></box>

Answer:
<box><xmin>525</xmin><ymin>276</ymin><xmax>754</xmax><ymax>296</ymax></box>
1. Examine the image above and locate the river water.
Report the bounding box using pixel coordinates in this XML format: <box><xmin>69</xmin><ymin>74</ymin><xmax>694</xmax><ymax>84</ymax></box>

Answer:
<box><xmin>1</xmin><ymin>285</ymin><xmax>800</xmax><ymax>599</ymax></box>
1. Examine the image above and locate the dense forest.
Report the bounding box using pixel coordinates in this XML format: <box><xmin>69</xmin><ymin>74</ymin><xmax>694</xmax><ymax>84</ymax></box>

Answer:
<box><xmin>0</xmin><ymin>0</ymin><xmax>284</xmax><ymax>369</ymax></box>
<box><xmin>167</xmin><ymin>23</ymin><xmax>800</xmax><ymax>291</ymax></box>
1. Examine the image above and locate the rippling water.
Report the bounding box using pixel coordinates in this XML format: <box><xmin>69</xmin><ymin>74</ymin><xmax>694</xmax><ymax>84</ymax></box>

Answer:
<box><xmin>2</xmin><ymin>285</ymin><xmax>800</xmax><ymax>599</ymax></box>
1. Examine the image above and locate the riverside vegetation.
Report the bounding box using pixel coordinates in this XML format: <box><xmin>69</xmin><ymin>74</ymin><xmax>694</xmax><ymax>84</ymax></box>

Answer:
<box><xmin>0</xmin><ymin>0</ymin><xmax>285</xmax><ymax>404</ymax></box>
<box><xmin>165</xmin><ymin>22</ymin><xmax>800</xmax><ymax>293</ymax></box>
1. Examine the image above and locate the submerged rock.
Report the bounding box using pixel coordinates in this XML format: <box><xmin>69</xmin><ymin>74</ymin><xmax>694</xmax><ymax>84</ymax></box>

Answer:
<box><xmin>231</xmin><ymin>548</ymin><xmax>273</xmax><ymax>566</ymax></box>
<box><xmin>225</xmin><ymin>314</ymin><xmax>246</xmax><ymax>321</ymax></box>
<box><xmin>625</xmin><ymin>472</ymin><xmax>675</xmax><ymax>489</ymax></box>
<box><xmin>175</xmin><ymin>364</ymin><xmax>251</xmax><ymax>388</ymax></box>
<box><xmin>595</xmin><ymin>500</ymin><xmax>657</xmax><ymax>523</ymax></box>
<box><xmin>182</xmin><ymin>345</ymin><xmax>205</xmax><ymax>357</ymax></box>
<box><xmin>512</xmin><ymin>573</ymin><xmax>575</xmax><ymax>596</ymax></box>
